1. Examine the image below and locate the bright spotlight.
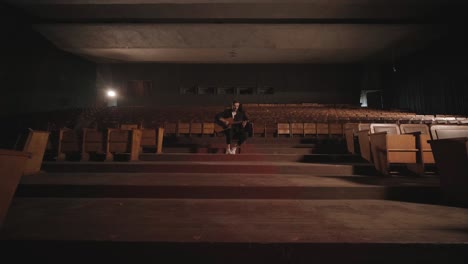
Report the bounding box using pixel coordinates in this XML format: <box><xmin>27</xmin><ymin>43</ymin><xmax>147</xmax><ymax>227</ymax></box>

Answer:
<box><xmin>107</xmin><ymin>90</ymin><xmax>116</xmax><ymax>97</ymax></box>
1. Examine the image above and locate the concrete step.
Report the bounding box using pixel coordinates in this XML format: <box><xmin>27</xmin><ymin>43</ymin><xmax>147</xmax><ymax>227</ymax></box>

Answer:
<box><xmin>16</xmin><ymin>173</ymin><xmax>440</xmax><ymax>202</ymax></box>
<box><xmin>160</xmin><ymin>137</ymin><xmax>348</xmax><ymax>154</ymax></box>
<box><xmin>41</xmin><ymin>161</ymin><xmax>377</xmax><ymax>175</ymax></box>
<box><xmin>139</xmin><ymin>153</ymin><xmax>365</xmax><ymax>163</ymax></box>
<box><xmin>1</xmin><ymin>198</ymin><xmax>467</xmax><ymax>263</ymax></box>
<box><xmin>163</xmin><ymin>136</ymin><xmax>342</xmax><ymax>145</ymax></box>
<box><xmin>161</xmin><ymin>146</ymin><xmax>337</xmax><ymax>154</ymax></box>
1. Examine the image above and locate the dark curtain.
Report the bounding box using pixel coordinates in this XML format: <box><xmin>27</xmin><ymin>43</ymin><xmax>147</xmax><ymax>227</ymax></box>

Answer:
<box><xmin>382</xmin><ymin>33</ymin><xmax>468</xmax><ymax>115</ymax></box>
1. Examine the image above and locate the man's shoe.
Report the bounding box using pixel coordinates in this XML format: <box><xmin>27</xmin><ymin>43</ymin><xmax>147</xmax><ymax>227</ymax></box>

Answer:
<box><xmin>231</xmin><ymin>147</ymin><xmax>237</xmax><ymax>154</ymax></box>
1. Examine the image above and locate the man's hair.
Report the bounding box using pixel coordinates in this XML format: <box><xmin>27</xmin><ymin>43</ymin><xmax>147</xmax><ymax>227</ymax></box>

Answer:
<box><xmin>232</xmin><ymin>100</ymin><xmax>243</xmax><ymax>111</ymax></box>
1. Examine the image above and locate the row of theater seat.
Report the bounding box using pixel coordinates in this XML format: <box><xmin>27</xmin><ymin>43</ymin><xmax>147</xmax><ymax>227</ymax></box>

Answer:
<box><xmin>56</xmin><ymin>127</ymin><xmax>164</xmax><ymax>162</ymax></box>
<box><xmin>160</xmin><ymin>121</ymin><xmax>350</xmax><ymax>138</ymax></box>
<box><xmin>97</xmin><ymin>105</ymin><xmax>466</xmax><ymax>121</ymax></box>
<box><xmin>345</xmin><ymin>123</ymin><xmax>468</xmax><ymax>175</ymax></box>
<box><xmin>34</xmin><ymin>105</ymin><xmax>468</xmax><ymax>133</ymax></box>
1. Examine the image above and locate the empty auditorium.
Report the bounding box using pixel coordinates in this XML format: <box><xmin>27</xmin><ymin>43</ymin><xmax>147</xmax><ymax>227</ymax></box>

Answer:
<box><xmin>1</xmin><ymin>1</ymin><xmax>468</xmax><ymax>263</ymax></box>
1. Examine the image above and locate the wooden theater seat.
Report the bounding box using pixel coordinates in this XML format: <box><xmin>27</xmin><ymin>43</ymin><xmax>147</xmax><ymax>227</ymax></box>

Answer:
<box><xmin>81</xmin><ymin>128</ymin><xmax>105</xmax><ymax>161</ymax></box>
<box><xmin>290</xmin><ymin>123</ymin><xmax>304</xmax><ymax>137</ymax></box>
<box><xmin>400</xmin><ymin>124</ymin><xmax>434</xmax><ymax>165</ymax></box>
<box><xmin>177</xmin><ymin>122</ymin><xmax>190</xmax><ymax>136</ymax></box>
<box><xmin>202</xmin><ymin>123</ymin><xmax>215</xmax><ymax>136</ymax></box>
<box><xmin>356</xmin><ymin>124</ymin><xmax>372</xmax><ymax>162</ymax></box>
<box><xmin>277</xmin><ymin>123</ymin><xmax>290</xmax><ymax>137</ymax></box>
<box><xmin>140</xmin><ymin>127</ymin><xmax>164</xmax><ymax>153</ymax></box>
<box><xmin>329</xmin><ymin>122</ymin><xmax>344</xmax><ymax>137</ymax></box>
<box><xmin>369</xmin><ymin>124</ymin><xmax>419</xmax><ymax>175</ymax></box>
<box><xmin>303</xmin><ymin>123</ymin><xmax>317</xmax><ymax>137</ymax></box>
<box><xmin>316</xmin><ymin>122</ymin><xmax>329</xmax><ymax>138</ymax></box>
<box><xmin>16</xmin><ymin>129</ymin><xmax>50</xmax><ymax>175</ymax></box>
<box><xmin>370</xmin><ymin>123</ymin><xmax>401</xmax><ymax>134</ymax></box>
<box><xmin>57</xmin><ymin>128</ymin><xmax>80</xmax><ymax>161</ymax></box>
<box><xmin>190</xmin><ymin>122</ymin><xmax>203</xmax><ymax>136</ymax></box>
<box><xmin>344</xmin><ymin>123</ymin><xmax>359</xmax><ymax>154</ymax></box>
<box><xmin>120</xmin><ymin>123</ymin><xmax>139</xmax><ymax>130</ymax></box>
<box><xmin>106</xmin><ymin>128</ymin><xmax>142</xmax><ymax>161</ymax></box>
<box><xmin>430</xmin><ymin>125</ymin><xmax>468</xmax><ymax>140</ymax></box>
<box><xmin>252</xmin><ymin>122</ymin><xmax>266</xmax><ymax>137</ymax></box>
<box><xmin>163</xmin><ymin>123</ymin><xmax>177</xmax><ymax>136</ymax></box>
<box><xmin>428</xmin><ymin>137</ymin><xmax>468</xmax><ymax>205</ymax></box>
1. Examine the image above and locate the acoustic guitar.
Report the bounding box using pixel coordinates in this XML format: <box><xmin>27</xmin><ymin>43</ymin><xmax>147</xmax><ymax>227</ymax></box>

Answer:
<box><xmin>214</xmin><ymin>118</ymin><xmax>249</xmax><ymax>133</ymax></box>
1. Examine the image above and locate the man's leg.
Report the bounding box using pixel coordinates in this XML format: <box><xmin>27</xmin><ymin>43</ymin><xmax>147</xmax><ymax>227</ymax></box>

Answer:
<box><xmin>225</xmin><ymin>129</ymin><xmax>234</xmax><ymax>154</ymax></box>
<box><xmin>230</xmin><ymin>127</ymin><xmax>246</xmax><ymax>154</ymax></box>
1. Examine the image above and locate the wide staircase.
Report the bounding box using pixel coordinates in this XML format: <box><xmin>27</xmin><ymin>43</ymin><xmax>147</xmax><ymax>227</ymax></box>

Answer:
<box><xmin>1</xmin><ymin>135</ymin><xmax>468</xmax><ymax>263</ymax></box>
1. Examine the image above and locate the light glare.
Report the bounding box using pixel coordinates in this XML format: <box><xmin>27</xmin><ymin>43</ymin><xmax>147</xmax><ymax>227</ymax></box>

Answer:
<box><xmin>107</xmin><ymin>90</ymin><xmax>116</xmax><ymax>97</ymax></box>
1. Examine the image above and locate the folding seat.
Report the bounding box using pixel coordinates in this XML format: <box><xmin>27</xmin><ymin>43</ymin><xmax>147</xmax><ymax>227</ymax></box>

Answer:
<box><xmin>57</xmin><ymin>128</ymin><xmax>80</xmax><ymax>161</ymax></box>
<box><xmin>369</xmin><ymin>124</ymin><xmax>419</xmax><ymax>175</ymax></box>
<box><xmin>290</xmin><ymin>123</ymin><xmax>304</xmax><ymax>137</ymax></box>
<box><xmin>106</xmin><ymin>128</ymin><xmax>142</xmax><ymax>161</ymax></box>
<box><xmin>277</xmin><ymin>123</ymin><xmax>291</xmax><ymax>137</ymax></box>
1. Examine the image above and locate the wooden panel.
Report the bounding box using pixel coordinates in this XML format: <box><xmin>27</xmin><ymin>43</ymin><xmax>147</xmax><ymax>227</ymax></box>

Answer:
<box><xmin>157</xmin><ymin>127</ymin><xmax>164</xmax><ymax>153</ymax></box>
<box><xmin>252</xmin><ymin>122</ymin><xmax>265</xmax><ymax>137</ymax></box>
<box><xmin>109</xmin><ymin>130</ymin><xmax>130</xmax><ymax>142</ymax></box>
<box><xmin>203</xmin><ymin>123</ymin><xmax>215</xmax><ymax>135</ymax></box>
<box><xmin>429</xmin><ymin>138</ymin><xmax>468</xmax><ymax>204</ymax></box>
<box><xmin>190</xmin><ymin>123</ymin><xmax>203</xmax><ymax>135</ymax></box>
<box><xmin>344</xmin><ymin>123</ymin><xmax>359</xmax><ymax>154</ymax></box>
<box><xmin>109</xmin><ymin>142</ymin><xmax>128</xmax><ymax>153</ymax></box>
<box><xmin>0</xmin><ymin>149</ymin><xmax>31</xmax><ymax>227</ymax></box>
<box><xmin>419</xmin><ymin>134</ymin><xmax>434</xmax><ymax>164</ymax></box>
<box><xmin>370</xmin><ymin>133</ymin><xmax>419</xmax><ymax>175</ymax></box>
<box><xmin>316</xmin><ymin>123</ymin><xmax>329</xmax><ymax>135</ymax></box>
<box><xmin>358</xmin><ymin>130</ymin><xmax>371</xmax><ymax>162</ymax></box>
<box><xmin>83</xmin><ymin>142</ymin><xmax>103</xmax><ymax>152</ymax></box>
<box><xmin>57</xmin><ymin>129</ymin><xmax>80</xmax><ymax>161</ymax></box>
<box><xmin>108</xmin><ymin>129</ymin><xmax>131</xmax><ymax>153</ymax></box>
<box><xmin>277</xmin><ymin>123</ymin><xmax>290</xmax><ymax>136</ymax></box>
<box><xmin>386</xmin><ymin>135</ymin><xmax>417</xmax><ymax>163</ymax></box>
<box><xmin>303</xmin><ymin>123</ymin><xmax>316</xmax><ymax>136</ymax></box>
<box><xmin>344</xmin><ymin>123</ymin><xmax>359</xmax><ymax>132</ymax></box>
<box><xmin>177</xmin><ymin>123</ymin><xmax>190</xmax><ymax>135</ymax></box>
<box><xmin>81</xmin><ymin>129</ymin><xmax>104</xmax><ymax>161</ymax></box>
<box><xmin>290</xmin><ymin>123</ymin><xmax>304</xmax><ymax>136</ymax></box>
<box><xmin>265</xmin><ymin>123</ymin><xmax>277</xmax><ymax>137</ymax></box>
<box><xmin>358</xmin><ymin>123</ymin><xmax>370</xmax><ymax>131</ymax></box>
<box><xmin>141</xmin><ymin>129</ymin><xmax>156</xmax><ymax>146</ymax></box>
<box><xmin>164</xmin><ymin>123</ymin><xmax>177</xmax><ymax>134</ymax></box>
<box><xmin>120</xmin><ymin>124</ymin><xmax>139</xmax><ymax>130</ymax></box>
<box><xmin>22</xmin><ymin>130</ymin><xmax>49</xmax><ymax>176</ymax></box>
<box><xmin>388</xmin><ymin>152</ymin><xmax>417</xmax><ymax>163</ymax></box>
<box><xmin>329</xmin><ymin>123</ymin><xmax>343</xmax><ymax>135</ymax></box>
<box><xmin>130</xmin><ymin>129</ymin><xmax>142</xmax><ymax>161</ymax></box>
<box><xmin>106</xmin><ymin>129</ymin><xmax>142</xmax><ymax>161</ymax></box>
<box><xmin>84</xmin><ymin>130</ymin><xmax>103</xmax><ymax>142</ymax></box>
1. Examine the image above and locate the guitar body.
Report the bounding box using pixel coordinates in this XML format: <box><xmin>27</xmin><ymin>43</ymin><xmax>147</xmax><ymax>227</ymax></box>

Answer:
<box><xmin>214</xmin><ymin>118</ymin><xmax>246</xmax><ymax>133</ymax></box>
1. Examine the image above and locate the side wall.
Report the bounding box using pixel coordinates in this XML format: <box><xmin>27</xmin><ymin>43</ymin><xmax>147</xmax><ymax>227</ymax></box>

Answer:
<box><xmin>0</xmin><ymin>5</ymin><xmax>96</xmax><ymax>116</ymax></box>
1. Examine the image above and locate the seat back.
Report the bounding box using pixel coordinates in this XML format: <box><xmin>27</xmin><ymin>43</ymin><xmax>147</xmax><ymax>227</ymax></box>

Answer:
<box><xmin>400</xmin><ymin>124</ymin><xmax>430</xmax><ymax>135</ymax></box>
<box><xmin>370</xmin><ymin>123</ymin><xmax>400</xmax><ymax>134</ymax></box>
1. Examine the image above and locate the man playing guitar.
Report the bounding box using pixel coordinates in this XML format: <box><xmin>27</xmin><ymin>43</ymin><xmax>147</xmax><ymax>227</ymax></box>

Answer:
<box><xmin>215</xmin><ymin>100</ymin><xmax>249</xmax><ymax>154</ymax></box>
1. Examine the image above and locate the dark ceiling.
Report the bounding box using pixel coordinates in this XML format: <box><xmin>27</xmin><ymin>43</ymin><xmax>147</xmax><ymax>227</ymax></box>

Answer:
<box><xmin>3</xmin><ymin>0</ymin><xmax>467</xmax><ymax>63</ymax></box>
